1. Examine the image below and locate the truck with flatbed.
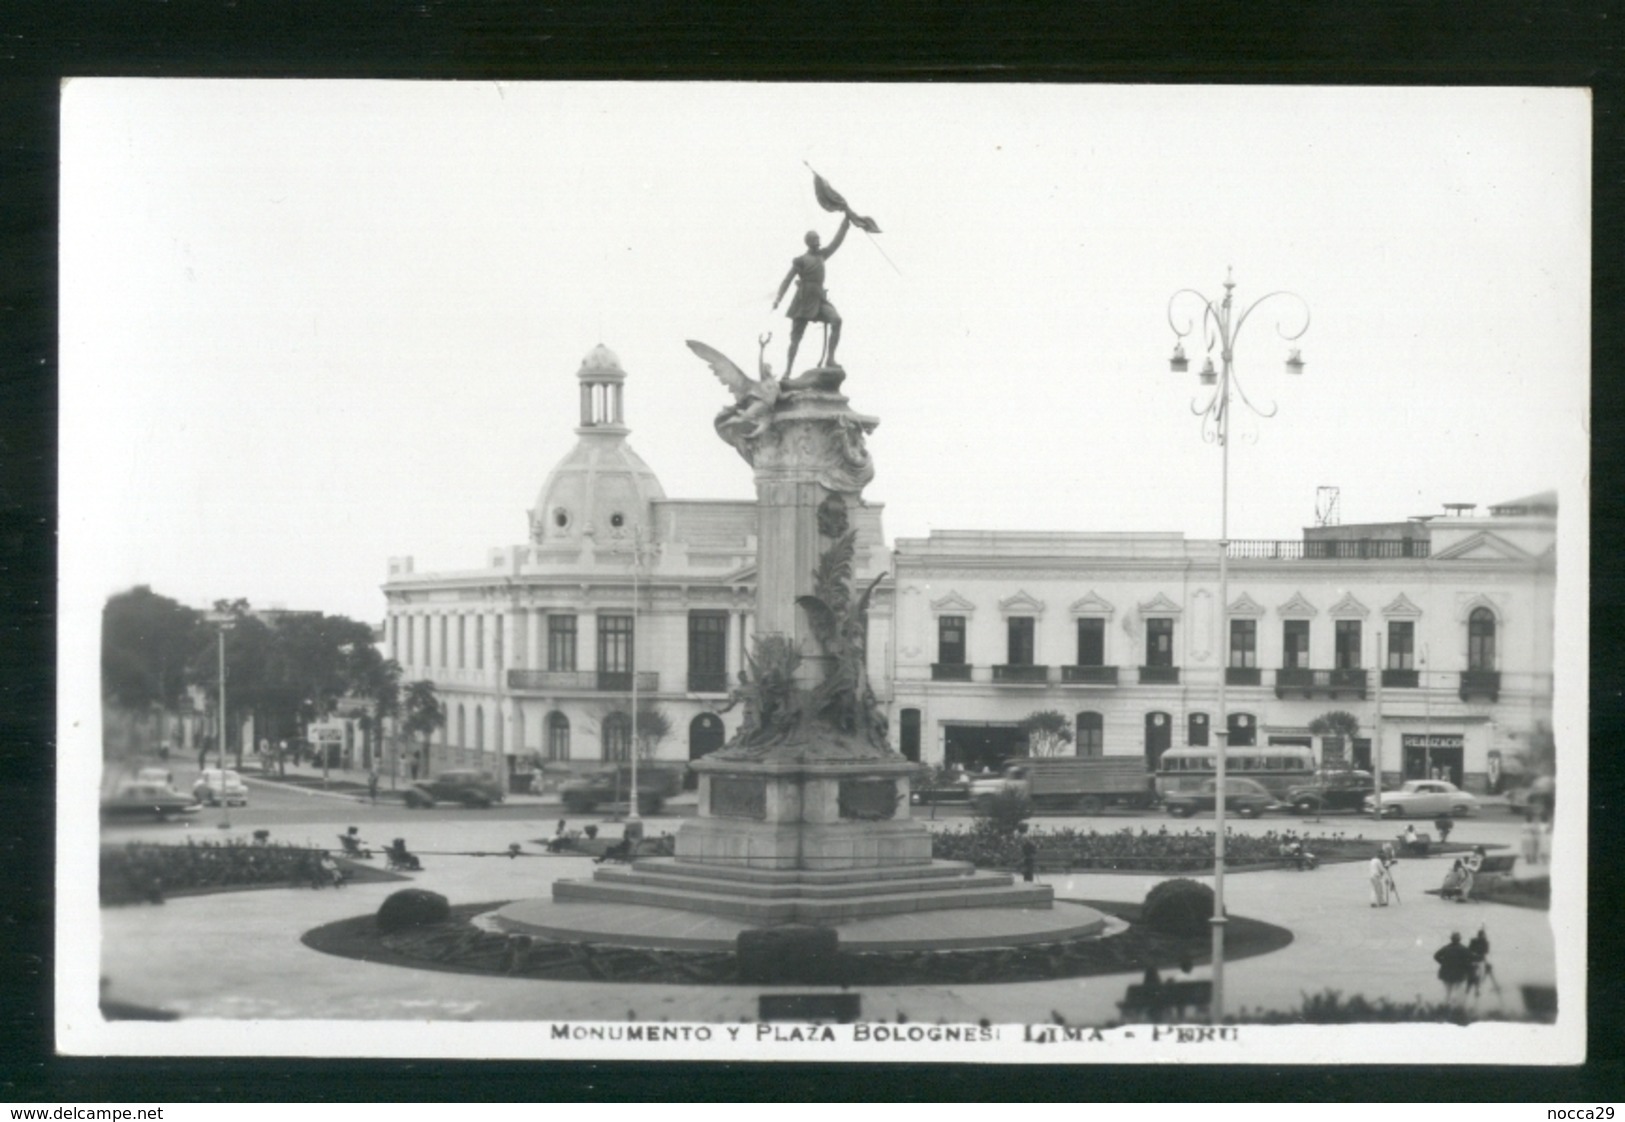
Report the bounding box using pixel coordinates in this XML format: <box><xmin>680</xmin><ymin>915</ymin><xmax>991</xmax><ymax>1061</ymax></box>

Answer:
<box><xmin>968</xmin><ymin>756</ymin><xmax>1156</xmax><ymax>814</ymax></box>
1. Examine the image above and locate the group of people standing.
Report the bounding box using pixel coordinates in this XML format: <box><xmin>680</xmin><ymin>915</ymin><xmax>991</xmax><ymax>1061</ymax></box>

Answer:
<box><xmin>1434</xmin><ymin>926</ymin><xmax>1495</xmax><ymax>1002</ymax></box>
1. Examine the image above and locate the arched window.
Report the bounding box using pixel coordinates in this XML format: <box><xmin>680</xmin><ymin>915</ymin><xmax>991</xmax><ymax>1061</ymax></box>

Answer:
<box><xmin>546</xmin><ymin>711</ymin><xmax>570</xmax><ymax>761</ymax></box>
<box><xmin>1076</xmin><ymin>711</ymin><xmax>1103</xmax><ymax>757</ymax></box>
<box><xmin>1144</xmin><ymin>711</ymin><xmax>1171</xmax><ymax>768</ymax></box>
<box><xmin>1468</xmin><ymin>607</ymin><xmax>1496</xmax><ymax>671</ymax></box>
<box><xmin>602</xmin><ymin>711</ymin><xmax>632</xmax><ymax>762</ymax></box>
<box><xmin>1188</xmin><ymin>712</ymin><xmax>1209</xmax><ymax>748</ymax></box>
<box><xmin>456</xmin><ymin>704</ymin><xmax>466</xmax><ymax>748</ymax></box>
<box><xmin>899</xmin><ymin>708</ymin><xmax>922</xmax><ymax>762</ymax></box>
<box><xmin>1227</xmin><ymin>712</ymin><xmax>1256</xmax><ymax>748</ymax></box>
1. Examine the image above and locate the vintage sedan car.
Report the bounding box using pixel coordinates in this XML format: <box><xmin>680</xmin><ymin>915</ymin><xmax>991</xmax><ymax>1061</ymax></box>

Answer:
<box><xmin>558</xmin><ymin>766</ymin><xmax>679</xmax><ymax>815</ymax></box>
<box><xmin>1364</xmin><ymin>780</ymin><xmax>1479</xmax><ymax>818</ymax></box>
<box><xmin>100</xmin><ymin>781</ymin><xmax>201</xmax><ymax>821</ymax></box>
<box><xmin>1164</xmin><ymin>777</ymin><xmax>1276</xmax><ymax>819</ymax></box>
<box><xmin>193</xmin><ymin>767</ymin><xmax>250</xmax><ymax>807</ymax></box>
<box><xmin>403</xmin><ymin>769</ymin><xmax>505</xmax><ymax>809</ymax></box>
<box><xmin>1284</xmin><ymin>769</ymin><xmax>1374</xmax><ymax>814</ymax></box>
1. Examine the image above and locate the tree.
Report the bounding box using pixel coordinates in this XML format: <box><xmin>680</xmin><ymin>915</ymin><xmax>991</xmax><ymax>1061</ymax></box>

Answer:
<box><xmin>633</xmin><ymin>705</ymin><xmax>673</xmax><ymax>761</ymax></box>
<box><xmin>1019</xmin><ymin>709</ymin><xmax>1074</xmax><ymax>757</ymax></box>
<box><xmin>401</xmin><ymin>679</ymin><xmax>445</xmax><ymax>778</ymax></box>
<box><xmin>345</xmin><ymin>646</ymin><xmax>402</xmax><ymax>771</ymax></box>
<box><xmin>102</xmin><ymin>586</ymin><xmax>205</xmax><ymax>712</ymax></box>
<box><xmin>1308</xmin><ymin>710</ymin><xmax>1361</xmax><ymax>767</ymax></box>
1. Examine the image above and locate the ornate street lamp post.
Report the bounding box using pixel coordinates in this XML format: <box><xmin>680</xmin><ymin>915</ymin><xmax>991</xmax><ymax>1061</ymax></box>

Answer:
<box><xmin>627</xmin><ymin>525</ymin><xmax>658</xmax><ymax>824</ymax></box>
<box><xmin>206</xmin><ymin>611</ymin><xmax>236</xmax><ymax>831</ymax></box>
<box><xmin>1167</xmin><ymin>267</ymin><xmax>1309</xmax><ymax>1024</ymax></box>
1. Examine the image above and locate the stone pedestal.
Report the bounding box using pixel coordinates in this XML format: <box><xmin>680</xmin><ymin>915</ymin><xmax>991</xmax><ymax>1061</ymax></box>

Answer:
<box><xmin>677</xmin><ymin>757</ymin><xmax>931</xmax><ymax>871</ymax></box>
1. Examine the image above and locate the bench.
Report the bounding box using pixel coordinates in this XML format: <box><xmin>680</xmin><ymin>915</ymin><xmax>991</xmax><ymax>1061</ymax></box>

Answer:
<box><xmin>1117</xmin><ymin>979</ymin><xmax>1213</xmax><ymax>1023</ymax></box>
<box><xmin>1396</xmin><ymin>833</ymin><xmax>1432</xmax><ymax>857</ymax></box>
<box><xmin>1478</xmin><ymin>854</ymin><xmax>1517</xmax><ymax>875</ymax></box>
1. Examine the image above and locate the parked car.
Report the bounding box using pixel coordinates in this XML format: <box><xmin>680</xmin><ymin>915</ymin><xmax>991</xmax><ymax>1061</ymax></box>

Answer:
<box><xmin>193</xmin><ymin>767</ymin><xmax>250</xmax><ymax>807</ymax></box>
<box><xmin>1364</xmin><ymin>780</ymin><xmax>1479</xmax><ymax>818</ymax></box>
<box><xmin>136</xmin><ymin>766</ymin><xmax>176</xmax><ymax>786</ymax></box>
<box><xmin>403</xmin><ymin>769</ymin><xmax>505</xmax><ymax>809</ymax></box>
<box><xmin>911</xmin><ymin>767</ymin><xmax>974</xmax><ymax>805</ymax></box>
<box><xmin>1163</xmin><ymin>777</ymin><xmax>1276</xmax><ymax>819</ymax></box>
<box><xmin>558</xmin><ymin>766</ymin><xmax>679</xmax><ymax>816</ymax></box>
<box><xmin>101</xmin><ymin>781</ymin><xmax>201</xmax><ymax>821</ymax></box>
<box><xmin>1284</xmin><ymin>769</ymin><xmax>1374</xmax><ymax>814</ymax></box>
<box><xmin>1507</xmin><ymin>774</ymin><xmax>1555</xmax><ymax>819</ymax></box>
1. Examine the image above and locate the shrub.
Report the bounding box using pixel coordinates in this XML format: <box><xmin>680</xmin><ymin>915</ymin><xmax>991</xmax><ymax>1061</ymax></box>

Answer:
<box><xmin>972</xmin><ymin>788</ymin><xmax>1033</xmax><ymax>834</ymax></box>
<box><xmin>376</xmin><ymin>888</ymin><xmax>451</xmax><ymax>933</ymax></box>
<box><xmin>1141</xmin><ymin>878</ymin><xmax>1216</xmax><ymax>937</ymax></box>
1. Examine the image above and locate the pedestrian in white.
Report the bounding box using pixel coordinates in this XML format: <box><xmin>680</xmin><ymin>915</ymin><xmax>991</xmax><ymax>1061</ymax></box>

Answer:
<box><xmin>1369</xmin><ymin>852</ymin><xmax>1392</xmax><ymax>906</ymax></box>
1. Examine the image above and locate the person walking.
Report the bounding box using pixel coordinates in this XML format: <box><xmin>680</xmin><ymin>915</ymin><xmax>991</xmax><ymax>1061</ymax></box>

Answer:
<box><xmin>1368</xmin><ymin>848</ymin><xmax>1394</xmax><ymax>906</ymax></box>
<box><xmin>1434</xmin><ymin>931</ymin><xmax>1474</xmax><ymax>1001</ymax></box>
<box><xmin>367</xmin><ymin>766</ymin><xmax>380</xmax><ymax>804</ymax></box>
<box><xmin>1458</xmin><ymin>845</ymin><xmax>1486</xmax><ymax>904</ymax></box>
<box><xmin>1466</xmin><ymin>925</ymin><xmax>1494</xmax><ymax>999</ymax></box>
<box><xmin>1020</xmin><ymin>838</ymin><xmax>1037</xmax><ymax>883</ymax></box>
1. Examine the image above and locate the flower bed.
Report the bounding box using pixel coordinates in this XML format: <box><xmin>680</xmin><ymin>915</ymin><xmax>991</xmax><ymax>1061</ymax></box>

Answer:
<box><xmin>931</xmin><ymin>822</ymin><xmax>1393</xmax><ymax>873</ymax></box>
<box><xmin>100</xmin><ymin>839</ymin><xmax>386</xmax><ymax>904</ymax></box>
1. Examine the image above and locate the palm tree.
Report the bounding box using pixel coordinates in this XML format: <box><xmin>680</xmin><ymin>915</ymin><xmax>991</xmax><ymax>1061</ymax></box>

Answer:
<box><xmin>1019</xmin><ymin>709</ymin><xmax>1075</xmax><ymax>757</ymax></box>
<box><xmin>401</xmin><ymin>679</ymin><xmax>445</xmax><ymax>780</ymax></box>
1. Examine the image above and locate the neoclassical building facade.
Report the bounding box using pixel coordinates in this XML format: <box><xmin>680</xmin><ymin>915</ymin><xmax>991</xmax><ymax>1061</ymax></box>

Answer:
<box><xmin>383</xmin><ymin>345</ymin><xmax>1554</xmax><ymax>797</ymax></box>
<box><xmin>381</xmin><ymin>345</ymin><xmax>890</xmax><ymax>788</ymax></box>
<box><xmin>887</xmin><ymin>497</ymin><xmax>1556</xmax><ymax>793</ymax></box>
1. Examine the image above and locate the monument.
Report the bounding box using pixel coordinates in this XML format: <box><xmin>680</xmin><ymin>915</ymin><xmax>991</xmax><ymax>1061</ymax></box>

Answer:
<box><xmin>497</xmin><ymin>179</ymin><xmax>1106</xmax><ymax>949</ymax></box>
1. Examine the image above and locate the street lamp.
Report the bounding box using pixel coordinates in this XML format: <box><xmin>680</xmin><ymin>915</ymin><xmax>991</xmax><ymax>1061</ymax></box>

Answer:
<box><xmin>1167</xmin><ymin>266</ymin><xmax>1309</xmax><ymax>1025</ymax></box>
<box><xmin>206</xmin><ymin>611</ymin><xmax>236</xmax><ymax>831</ymax></box>
<box><xmin>626</xmin><ymin>525</ymin><xmax>658</xmax><ymax>824</ymax></box>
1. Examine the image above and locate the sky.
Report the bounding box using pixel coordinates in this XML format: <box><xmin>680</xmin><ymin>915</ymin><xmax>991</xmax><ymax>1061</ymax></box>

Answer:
<box><xmin>60</xmin><ymin>82</ymin><xmax>1590</xmax><ymax>625</ymax></box>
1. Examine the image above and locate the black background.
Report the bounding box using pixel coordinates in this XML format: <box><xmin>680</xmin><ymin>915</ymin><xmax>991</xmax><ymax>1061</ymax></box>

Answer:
<box><xmin>2</xmin><ymin>0</ymin><xmax>1620</xmax><ymax>1104</ymax></box>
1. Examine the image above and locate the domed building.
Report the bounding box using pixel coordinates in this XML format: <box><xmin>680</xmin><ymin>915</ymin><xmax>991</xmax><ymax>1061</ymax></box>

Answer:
<box><xmin>381</xmin><ymin>344</ymin><xmax>891</xmax><ymax>790</ymax></box>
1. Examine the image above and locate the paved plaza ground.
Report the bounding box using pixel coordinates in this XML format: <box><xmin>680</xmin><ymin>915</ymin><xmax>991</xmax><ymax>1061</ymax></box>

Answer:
<box><xmin>91</xmin><ymin>766</ymin><xmax>1559</xmax><ymax>1027</ymax></box>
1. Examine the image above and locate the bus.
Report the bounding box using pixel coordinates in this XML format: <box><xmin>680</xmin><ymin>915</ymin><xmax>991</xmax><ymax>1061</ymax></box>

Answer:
<box><xmin>1154</xmin><ymin>746</ymin><xmax>1317</xmax><ymax>800</ymax></box>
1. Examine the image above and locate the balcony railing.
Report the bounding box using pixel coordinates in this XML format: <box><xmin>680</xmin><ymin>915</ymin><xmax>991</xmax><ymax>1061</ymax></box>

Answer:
<box><xmin>1459</xmin><ymin>670</ymin><xmax>1500</xmax><ymax>702</ymax></box>
<box><xmin>1060</xmin><ymin>664</ymin><xmax>1119</xmax><ymax>685</ymax></box>
<box><xmin>932</xmin><ymin>662</ymin><xmax>973</xmax><ymax>681</ymax></box>
<box><xmin>993</xmin><ymin>664</ymin><xmax>1049</xmax><ymax>684</ymax></box>
<box><xmin>1225</xmin><ymin>666</ymin><xmax>1262</xmax><ymax>686</ymax></box>
<box><xmin>1138</xmin><ymin>665</ymin><xmax>1180</xmax><ymax>685</ymax></box>
<box><xmin>1274</xmin><ymin>667</ymin><xmax>1368</xmax><ymax>699</ymax></box>
<box><xmin>1226</xmin><ymin>538</ymin><xmax>1430</xmax><ymax>561</ymax></box>
<box><xmin>1381</xmin><ymin>668</ymin><xmax>1420</xmax><ymax>689</ymax></box>
<box><xmin>507</xmin><ymin>669</ymin><xmax>659</xmax><ymax>692</ymax></box>
<box><xmin>687</xmin><ymin>670</ymin><xmax>730</xmax><ymax>694</ymax></box>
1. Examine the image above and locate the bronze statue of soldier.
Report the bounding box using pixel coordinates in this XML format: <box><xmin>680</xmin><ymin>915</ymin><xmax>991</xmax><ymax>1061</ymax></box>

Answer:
<box><xmin>773</xmin><ymin>213</ymin><xmax>851</xmax><ymax>376</ymax></box>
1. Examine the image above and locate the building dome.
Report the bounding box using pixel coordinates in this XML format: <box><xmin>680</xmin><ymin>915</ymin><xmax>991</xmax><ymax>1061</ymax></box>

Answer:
<box><xmin>577</xmin><ymin>343</ymin><xmax>625</xmax><ymax>379</ymax></box>
<box><xmin>529</xmin><ymin>344</ymin><xmax>665</xmax><ymax>550</ymax></box>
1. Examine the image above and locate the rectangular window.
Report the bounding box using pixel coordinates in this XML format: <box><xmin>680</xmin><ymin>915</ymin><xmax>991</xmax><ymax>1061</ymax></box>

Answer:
<box><xmin>475</xmin><ymin>615</ymin><xmax>485</xmax><ymax>670</ymax></box>
<box><xmin>1076</xmin><ymin>618</ymin><xmax>1105</xmax><ymax>666</ymax></box>
<box><xmin>938</xmin><ymin>616</ymin><xmax>966</xmax><ymax>665</ymax></box>
<box><xmin>548</xmin><ymin>615</ymin><xmax>577</xmax><ymax>672</ymax></box>
<box><xmin>1007</xmin><ymin>617</ymin><xmax>1035</xmax><ymax>665</ymax></box>
<box><xmin>405</xmin><ymin>617</ymin><xmax>414</xmax><ymax>665</ymax></box>
<box><xmin>1282</xmin><ymin>620</ymin><xmax>1310</xmax><ymax>669</ymax></box>
<box><xmin>688</xmin><ymin>611</ymin><xmax>728</xmax><ymax>691</ymax></box>
<box><xmin>1076</xmin><ymin>712</ymin><xmax>1103</xmax><ymax>756</ymax></box>
<box><xmin>1229</xmin><ymin>619</ymin><xmax>1257</xmax><ymax>668</ymax></box>
<box><xmin>1146</xmin><ymin>618</ymin><xmax>1174</xmax><ymax>667</ymax></box>
<box><xmin>1387</xmin><ymin>620</ymin><xmax>1415</xmax><ymax>669</ymax></box>
<box><xmin>1335</xmin><ymin>620</ymin><xmax>1362</xmax><ymax>669</ymax></box>
<box><xmin>439</xmin><ymin>617</ymin><xmax>448</xmax><ymax>668</ymax></box>
<box><xmin>598</xmin><ymin>613</ymin><xmax>634</xmax><ymax>674</ymax></box>
<box><xmin>458</xmin><ymin>616</ymin><xmax>466</xmax><ymax>668</ymax></box>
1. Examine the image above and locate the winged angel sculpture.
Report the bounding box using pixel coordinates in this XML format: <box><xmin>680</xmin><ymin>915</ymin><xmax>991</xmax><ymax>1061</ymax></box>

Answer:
<box><xmin>687</xmin><ymin>336</ymin><xmax>781</xmax><ymax>458</ymax></box>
